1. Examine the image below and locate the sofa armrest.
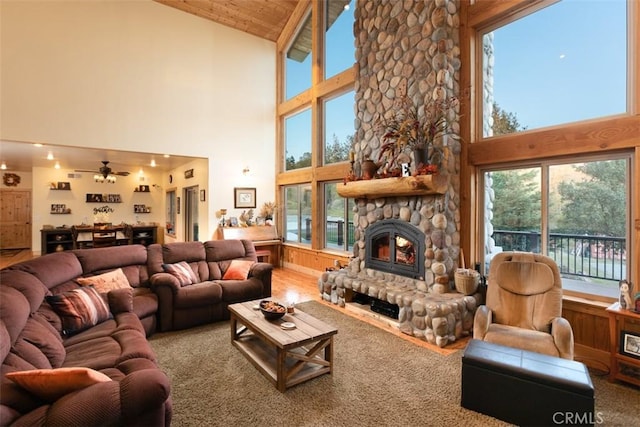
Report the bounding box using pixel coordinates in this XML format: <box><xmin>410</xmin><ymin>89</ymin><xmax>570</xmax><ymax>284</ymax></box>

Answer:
<box><xmin>40</xmin><ymin>369</ymin><xmax>171</xmax><ymax>426</ymax></box>
<box><xmin>248</xmin><ymin>262</ymin><xmax>273</xmax><ymax>296</ymax></box>
<box><xmin>150</xmin><ymin>273</ymin><xmax>181</xmax><ymax>294</ymax></box>
<box><xmin>472</xmin><ymin>305</ymin><xmax>492</xmax><ymax>340</ymax></box>
<box><xmin>551</xmin><ymin>316</ymin><xmax>575</xmax><ymax>360</ymax></box>
<box><xmin>108</xmin><ymin>287</ymin><xmax>134</xmax><ymax>314</ymax></box>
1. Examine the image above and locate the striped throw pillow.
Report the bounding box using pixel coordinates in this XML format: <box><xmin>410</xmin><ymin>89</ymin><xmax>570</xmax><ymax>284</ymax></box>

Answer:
<box><xmin>46</xmin><ymin>286</ymin><xmax>112</xmax><ymax>336</ymax></box>
<box><xmin>162</xmin><ymin>261</ymin><xmax>199</xmax><ymax>286</ymax></box>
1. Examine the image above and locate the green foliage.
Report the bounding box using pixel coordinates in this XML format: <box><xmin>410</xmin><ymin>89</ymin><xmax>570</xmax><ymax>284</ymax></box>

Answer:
<box><xmin>491</xmin><ymin>169</ymin><xmax>541</xmax><ymax>231</ymax></box>
<box><xmin>491</xmin><ymin>102</ymin><xmax>527</xmax><ymax>135</ymax></box>
<box><xmin>325</xmin><ymin>134</ymin><xmax>353</xmax><ymax>164</ymax></box>
<box><xmin>557</xmin><ymin>160</ymin><xmax>626</xmax><ymax>236</ymax></box>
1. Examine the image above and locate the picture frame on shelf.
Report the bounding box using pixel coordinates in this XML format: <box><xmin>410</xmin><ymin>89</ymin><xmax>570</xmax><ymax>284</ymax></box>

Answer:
<box><xmin>229</xmin><ymin>217</ymin><xmax>238</xmax><ymax>227</ymax></box>
<box><xmin>57</xmin><ymin>181</ymin><xmax>71</xmax><ymax>190</ymax></box>
<box><xmin>200</xmin><ymin>189</ymin><xmax>206</xmax><ymax>202</ymax></box>
<box><xmin>139</xmin><ymin>185</ymin><xmax>150</xmax><ymax>192</ymax></box>
<box><xmin>234</xmin><ymin>187</ymin><xmax>256</xmax><ymax>208</ymax></box>
<box><xmin>620</xmin><ymin>330</ymin><xmax>640</xmax><ymax>360</ymax></box>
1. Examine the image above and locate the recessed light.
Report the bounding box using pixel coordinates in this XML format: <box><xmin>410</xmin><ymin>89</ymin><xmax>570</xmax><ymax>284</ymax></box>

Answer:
<box><xmin>47</xmin><ymin>152</ymin><xmax>54</xmax><ymax>160</ymax></box>
<box><xmin>1</xmin><ymin>162</ymin><xmax>6</xmax><ymax>170</ymax></box>
<box><xmin>33</xmin><ymin>143</ymin><xmax>43</xmax><ymax>148</ymax></box>
<box><xmin>163</xmin><ymin>154</ymin><xmax>170</xmax><ymax>158</ymax></box>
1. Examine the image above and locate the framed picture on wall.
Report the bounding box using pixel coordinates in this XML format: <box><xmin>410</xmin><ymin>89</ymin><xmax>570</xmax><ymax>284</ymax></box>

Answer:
<box><xmin>234</xmin><ymin>187</ymin><xmax>256</xmax><ymax>208</ymax></box>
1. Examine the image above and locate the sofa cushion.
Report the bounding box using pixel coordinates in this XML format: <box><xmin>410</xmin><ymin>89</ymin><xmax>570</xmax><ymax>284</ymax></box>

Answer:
<box><xmin>222</xmin><ymin>260</ymin><xmax>255</xmax><ymax>280</ymax></box>
<box><xmin>73</xmin><ymin>245</ymin><xmax>148</xmax><ymax>276</ymax></box>
<box><xmin>18</xmin><ymin>316</ymin><xmax>65</xmax><ymax>368</ymax></box>
<box><xmin>0</xmin><ymin>286</ymin><xmax>31</xmax><ymax>345</ymax></box>
<box><xmin>162</xmin><ymin>261</ymin><xmax>198</xmax><ymax>286</ymax></box>
<box><xmin>5</xmin><ymin>367</ymin><xmax>112</xmax><ymax>402</ymax></box>
<box><xmin>0</xmin><ymin>270</ymin><xmax>49</xmax><ymax>314</ymax></box>
<box><xmin>7</xmin><ymin>252</ymin><xmax>83</xmax><ymax>291</ymax></box>
<box><xmin>76</xmin><ymin>268</ymin><xmax>131</xmax><ymax>294</ymax></box>
<box><xmin>45</xmin><ymin>287</ymin><xmax>112</xmax><ymax>336</ymax></box>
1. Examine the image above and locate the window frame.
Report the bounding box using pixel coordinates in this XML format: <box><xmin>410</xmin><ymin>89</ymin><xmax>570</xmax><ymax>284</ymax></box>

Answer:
<box><xmin>478</xmin><ymin>152</ymin><xmax>633</xmax><ymax>301</ymax></box>
<box><xmin>462</xmin><ymin>0</ymin><xmax>640</xmax><ymax>301</ymax></box>
<box><xmin>276</xmin><ymin>0</ymin><xmax>356</xmax><ymax>255</ymax></box>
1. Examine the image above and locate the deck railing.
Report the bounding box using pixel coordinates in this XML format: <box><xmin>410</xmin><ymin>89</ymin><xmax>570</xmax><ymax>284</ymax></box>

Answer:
<box><xmin>492</xmin><ymin>230</ymin><xmax>626</xmax><ymax>281</ymax></box>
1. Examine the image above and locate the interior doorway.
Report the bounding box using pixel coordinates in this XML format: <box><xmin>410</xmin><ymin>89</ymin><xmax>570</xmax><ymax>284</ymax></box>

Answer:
<box><xmin>0</xmin><ymin>190</ymin><xmax>32</xmax><ymax>250</ymax></box>
<box><xmin>184</xmin><ymin>186</ymin><xmax>199</xmax><ymax>242</ymax></box>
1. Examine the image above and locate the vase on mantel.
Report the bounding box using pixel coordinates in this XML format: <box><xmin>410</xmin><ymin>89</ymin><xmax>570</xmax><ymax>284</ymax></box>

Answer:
<box><xmin>361</xmin><ymin>159</ymin><xmax>381</xmax><ymax>180</ymax></box>
<box><xmin>412</xmin><ymin>144</ymin><xmax>431</xmax><ymax>169</ymax></box>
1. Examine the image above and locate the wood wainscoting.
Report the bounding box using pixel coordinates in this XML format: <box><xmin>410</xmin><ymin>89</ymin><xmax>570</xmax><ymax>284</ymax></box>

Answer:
<box><xmin>563</xmin><ymin>296</ymin><xmax>612</xmax><ymax>373</ymax></box>
<box><xmin>282</xmin><ymin>244</ymin><xmax>351</xmax><ymax>275</ymax></box>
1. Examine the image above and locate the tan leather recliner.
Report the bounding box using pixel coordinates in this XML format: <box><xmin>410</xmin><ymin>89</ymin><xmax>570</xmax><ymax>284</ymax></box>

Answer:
<box><xmin>473</xmin><ymin>251</ymin><xmax>575</xmax><ymax>360</ymax></box>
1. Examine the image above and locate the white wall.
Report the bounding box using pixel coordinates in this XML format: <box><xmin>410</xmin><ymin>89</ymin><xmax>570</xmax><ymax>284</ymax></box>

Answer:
<box><xmin>31</xmin><ymin>166</ymin><xmax>164</xmax><ymax>252</ymax></box>
<box><xmin>0</xmin><ymin>0</ymin><xmax>277</xmax><ymax>246</ymax></box>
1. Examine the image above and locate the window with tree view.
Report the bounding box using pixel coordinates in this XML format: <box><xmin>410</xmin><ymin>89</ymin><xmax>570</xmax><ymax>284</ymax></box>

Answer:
<box><xmin>324</xmin><ymin>90</ymin><xmax>354</xmax><ymax>165</ymax></box>
<box><xmin>483</xmin><ymin>155</ymin><xmax>631</xmax><ymax>299</ymax></box>
<box><xmin>285</xmin><ymin>108</ymin><xmax>312</xmax><ymax>171</ymax></box>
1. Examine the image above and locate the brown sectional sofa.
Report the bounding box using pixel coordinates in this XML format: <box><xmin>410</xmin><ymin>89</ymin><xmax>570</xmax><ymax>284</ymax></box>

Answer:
<box><xmin>148</xmin><ymin>239</ymin><xmax>272</xmax><ymax>331</ymax></box>
<box><xmin>0</xmin><ymin>239</ymin><xmax>273</xmax><ymax>426</ymax></box>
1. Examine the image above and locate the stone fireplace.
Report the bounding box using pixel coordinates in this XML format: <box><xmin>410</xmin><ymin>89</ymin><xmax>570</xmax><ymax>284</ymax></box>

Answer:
<box><xmin>318</xmin><ymin>0</ymin><xmax>481</xmax><ymax>347</ymax></box>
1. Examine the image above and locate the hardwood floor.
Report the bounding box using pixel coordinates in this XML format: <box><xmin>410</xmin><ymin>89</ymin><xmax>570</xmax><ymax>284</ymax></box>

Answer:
<box><xmin>0</xmin><ymin>249</ymin><xmax>33</xmax><ymax>269</ymax></box>
<box><xmin>0</xmin><ymin>251</ymin><xmax>462</xmax><ymax>353</ymax></box>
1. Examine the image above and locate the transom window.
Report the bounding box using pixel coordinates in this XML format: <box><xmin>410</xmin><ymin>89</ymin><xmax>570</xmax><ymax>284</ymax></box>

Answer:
<box><xmin>481</xmin><ymin>0</ymin><xmax>627</xmax><ymax>138</ymax></box>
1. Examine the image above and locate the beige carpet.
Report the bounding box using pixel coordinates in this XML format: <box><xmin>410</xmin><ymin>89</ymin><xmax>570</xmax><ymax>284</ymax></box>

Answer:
<box><xmin>149</xmin><ymin>301</ymin><xmax>640</xmax><ymax>427</ymax></box>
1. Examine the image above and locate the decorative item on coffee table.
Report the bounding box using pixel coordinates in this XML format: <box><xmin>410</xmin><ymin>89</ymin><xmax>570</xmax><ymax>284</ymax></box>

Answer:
<box><xmin>259</xmin><ymin>300</ymin><xmax>286</xmax><ymax>320</ymax></box>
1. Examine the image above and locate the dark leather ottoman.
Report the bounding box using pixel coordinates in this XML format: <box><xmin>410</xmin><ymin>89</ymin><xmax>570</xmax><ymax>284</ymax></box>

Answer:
<box><xmin>461</xmin><ymin>339</ymin><xmax>595</xmax><ymax>426</ymax></box>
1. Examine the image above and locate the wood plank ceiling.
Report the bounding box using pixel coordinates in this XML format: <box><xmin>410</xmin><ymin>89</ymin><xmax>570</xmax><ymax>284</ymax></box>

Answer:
<box><xmin>153</xmin><ymin>0</ymin><xmax>299</xmax><ymax>42</ymax></box>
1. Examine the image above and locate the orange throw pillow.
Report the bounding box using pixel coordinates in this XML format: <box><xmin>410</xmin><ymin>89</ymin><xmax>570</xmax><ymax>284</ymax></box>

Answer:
<box><xmin>222</xmin><ymin>260</ymin><xmax>255</xmax><ymax>280</ymax></box>
<box><xmin>5</xmin><ymin>367</ymin><xmax>112</xmax><ymax>402</ymax></box>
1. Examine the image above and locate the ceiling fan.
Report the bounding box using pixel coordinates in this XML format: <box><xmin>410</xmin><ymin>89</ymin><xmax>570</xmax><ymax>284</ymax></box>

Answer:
<box><xmin>75</xmin><ymin>161</ymin><xmax>130</xmax><ymax>182</ymax></box>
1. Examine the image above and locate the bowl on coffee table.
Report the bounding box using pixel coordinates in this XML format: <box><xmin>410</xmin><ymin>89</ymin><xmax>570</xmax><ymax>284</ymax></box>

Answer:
<box><xmin>259</xmin><ymin>300</ymin><xmax>286</xmax><ymax>320</ymax></box>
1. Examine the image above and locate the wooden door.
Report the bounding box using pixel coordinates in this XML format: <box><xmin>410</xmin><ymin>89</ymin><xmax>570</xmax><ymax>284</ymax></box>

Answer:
<box><xmin>0</xmin><ymin>190</ymin><xmax>32</xmax><ymax>249</ymax></box>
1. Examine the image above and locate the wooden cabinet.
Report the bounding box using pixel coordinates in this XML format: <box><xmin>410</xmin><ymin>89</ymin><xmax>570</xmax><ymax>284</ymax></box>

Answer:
<box><xmin>41</xmin><ymin>225</ymin><xmax>158</xmax><ymax>253</ymax></box>
<box><xmin>130</xmin><ymin>225</ymin><xmax>157</xmax><ymax>246</ymax></box>
<box><xmin>606</xmin><ymin>302</ymin><xmax>640</xmax><ymax>386</ymax></box>
<box><xmin>214</xmin><ymin>225</ymin><xmax>281</xmax><ymax>266</ymax></box>
<box><xmin>41</xmin><ymin>228</ymin><xmax>74</xmax><ymax>254</ymax></box>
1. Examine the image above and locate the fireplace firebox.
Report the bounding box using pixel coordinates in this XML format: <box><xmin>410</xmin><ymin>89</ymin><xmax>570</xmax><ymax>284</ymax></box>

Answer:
<box><xmin>365</xmin><ymin>219</ymin><xmax>425</xmax><ymax>280</ymax></box>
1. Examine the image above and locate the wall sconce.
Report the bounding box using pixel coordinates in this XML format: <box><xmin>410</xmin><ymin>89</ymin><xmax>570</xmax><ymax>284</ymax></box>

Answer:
<box><xmin>242</xmin><ymin>166</ymin><xmax>250</xmax><ymax>175</ymax></box>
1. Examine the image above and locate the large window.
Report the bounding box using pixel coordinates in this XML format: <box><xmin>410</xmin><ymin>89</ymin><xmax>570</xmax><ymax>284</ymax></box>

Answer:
<box><xmin>325</xmin><ymin>0</ymin><xmax>355</xmax><ymax>79</ymax></box>
<box><xmin>285</xmin><ymin>108</ymin><xmax>312</xmax><ymax>171</ymax></box>
<box><xmin>482</xmin><ymin>0</ymin><xmax>627</xmax><ymax>137</ymax></box>
<box><xmin>324</xmin><ymin>182</ymin><xmax>355</xmax><ymax>251</ymax></box>
<box><xmin>482</xmin><ymin>155</ymin><xmax>632</xmax><ymax>299</ymax></box>
<box><xmin>284</xmin><ymin>184</ymin><xmax>312</xmax><ymax>245</ymax></box>
<box><xmin>277</xmin><ymin>1</ymin><xmax>356</xmax><ymax>256</ymax></box>
<box><xmin>285</xmin><ymin>13</ymin><xmax>312</xmax><ymax>100</ymax></box>
<box><xmin>323</xmin><ymin>90</ymin><xmax>355</xmax><ymax>165</ymax></box>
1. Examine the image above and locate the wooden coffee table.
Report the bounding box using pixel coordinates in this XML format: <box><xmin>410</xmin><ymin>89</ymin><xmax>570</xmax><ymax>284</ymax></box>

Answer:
<box><xmin>228</xmin><ymin>300</ymin><xmax>338</xmax><ymax>392</ymax></box>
